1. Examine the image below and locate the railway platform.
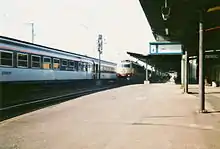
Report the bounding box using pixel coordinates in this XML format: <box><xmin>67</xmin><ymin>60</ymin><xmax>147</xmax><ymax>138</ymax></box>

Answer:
<box><xmin>1</xmin><ymin>83</ymin><xmax>220</xmax><ymax>149</ymax></box>
<box><xmin>188</xmin><ymin>85</ymin><xmax>220</xmax><ymax>112</ymax></box>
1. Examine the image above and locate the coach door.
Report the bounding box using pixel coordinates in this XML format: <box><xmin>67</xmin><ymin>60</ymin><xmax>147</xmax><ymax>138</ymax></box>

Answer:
<box><xmin>95</xmin><ymin>64</ymin><xmax>99</xmax><ymax>79</ymax></box>
<box><xmin>92</xmin><ymin>62</ymin><xmax>98</xmax><ymax>79</ymax></box>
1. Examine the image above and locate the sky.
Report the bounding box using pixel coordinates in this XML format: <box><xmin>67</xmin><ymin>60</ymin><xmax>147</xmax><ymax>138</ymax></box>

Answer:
<box><xmin>0</xmin><ymin>0</ymin><xmax>155</xmax><ymax>63</ymax></box>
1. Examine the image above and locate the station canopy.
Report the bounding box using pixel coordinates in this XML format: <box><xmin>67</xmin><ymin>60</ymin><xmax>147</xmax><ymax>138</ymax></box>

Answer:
<box><xmin>128</xmin><ymin>0</ymin><xmax>220</xmax><ymax>72</ymax></box>
<box><xmin>139</xmin><ymin>0</ymin><xmax>220</xmax><ymax>55</ymax></box>
<box><xmin>127</xmin><ymin>51</ymin><xmax>181</xmax><ymax>72</ymax></box>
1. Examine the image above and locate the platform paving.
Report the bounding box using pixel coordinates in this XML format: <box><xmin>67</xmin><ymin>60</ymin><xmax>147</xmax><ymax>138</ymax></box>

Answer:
<box><xmin>1</xmin><ymin>83</ymin><xmax>220</xmax><ymax>149</ymax></box>
<box><xmin>188</xmin><ymin>85</ymin><xmax>220</xmax><ymax>111</ymax></box>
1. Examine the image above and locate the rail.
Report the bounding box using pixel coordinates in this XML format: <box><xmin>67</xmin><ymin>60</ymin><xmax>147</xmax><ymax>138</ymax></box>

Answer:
<box><xmin>0</xmin><ymin>85</ymin><xmax>117</xmax><ymax>112</ymax></box>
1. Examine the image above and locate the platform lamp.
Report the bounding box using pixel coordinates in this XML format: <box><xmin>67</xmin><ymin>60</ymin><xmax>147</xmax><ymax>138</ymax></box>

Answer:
<box><xmin>161</xmin><ymin>0</ymin><xmax>171</xmax><ymax>21</ymax></box>
<box><xmin>161</xmin><ymin>0</ymin><xmax>170</xmax><ymax>35</ymax></box>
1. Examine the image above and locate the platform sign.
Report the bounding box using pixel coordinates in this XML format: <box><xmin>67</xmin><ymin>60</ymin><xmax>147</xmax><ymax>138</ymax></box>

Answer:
<box><xmin>205</xmin><ymin>54</ymin><xmax>218</xmax><ymax>59</ymax></box>
<box><xmin>149</xmin><ymin>42</ymin><xmax>182</xmax><ymax>55</ymax></box>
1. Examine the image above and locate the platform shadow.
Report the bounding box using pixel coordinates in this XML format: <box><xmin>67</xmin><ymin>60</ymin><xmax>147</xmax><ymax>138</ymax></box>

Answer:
<box><xmin>204</xmin><ymin>110</ymin><xmax>220</xmax><ymax>114</ymax></box>
<box><xmin>188</xmin><ymin>92</ymin><xmax>198</xmax><ymax>95</ymax></box>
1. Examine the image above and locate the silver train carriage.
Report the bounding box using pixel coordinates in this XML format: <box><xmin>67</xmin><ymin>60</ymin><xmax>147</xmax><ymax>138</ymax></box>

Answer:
<box><xmin>0</xmin><ymin>36</ymin><xmax>117</xmax><ymax>84</ymax></box>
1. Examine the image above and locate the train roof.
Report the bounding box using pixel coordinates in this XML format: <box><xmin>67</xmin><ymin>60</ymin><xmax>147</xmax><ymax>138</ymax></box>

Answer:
<box><xmin>120</xmin><ymin>60</ymin><xmax>143</xmax><ymax>66</ymax></box>
<box><xmin>0</xmin><ymin>36</ymin><xmax>116</xmax><ymax>66</ymax></box>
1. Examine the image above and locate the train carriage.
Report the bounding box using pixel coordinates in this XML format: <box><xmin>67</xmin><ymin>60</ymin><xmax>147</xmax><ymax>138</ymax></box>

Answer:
<box><xmin>0</xmin><ymin>36</ymin><xmax>117</xmax><ymax>107</ymax></box>
<box><xmin>0</xmin><ymin>36</ymin><xmax>117</xmax><ymax>83</ymax></box>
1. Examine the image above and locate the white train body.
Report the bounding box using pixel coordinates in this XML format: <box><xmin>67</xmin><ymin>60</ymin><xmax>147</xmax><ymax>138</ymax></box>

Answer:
<box><xmin>116</xmin><ymin>60</ymin><xmax>145</xmax><ymax>81</ymax></box>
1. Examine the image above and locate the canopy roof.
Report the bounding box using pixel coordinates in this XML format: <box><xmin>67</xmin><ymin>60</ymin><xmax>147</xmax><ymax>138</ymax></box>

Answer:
<box><xmin>139</xmin><ymin>0</ymin><xmax>220</xmax><ymax>56</ymax></box>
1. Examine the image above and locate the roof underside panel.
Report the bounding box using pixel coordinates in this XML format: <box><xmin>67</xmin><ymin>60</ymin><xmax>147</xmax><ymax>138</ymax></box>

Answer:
<box><xmin>127</xmin><ymin>52</ymin><xmax>181</xmax><ymax>72</ymax></box>
<box><xmin>139</xmin><ymin>0</ymin><xmax>220</xmax><ymax>56</ymax></box>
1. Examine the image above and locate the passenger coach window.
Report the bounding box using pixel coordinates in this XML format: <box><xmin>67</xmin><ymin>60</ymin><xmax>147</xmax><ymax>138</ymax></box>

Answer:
<box><xmin>75</xmin><ymin>61</ymin><xmax>79</xmax><ymax>71</ymax></box>
<box><xmin>69</xmin><ymin>61</ymin><xmax>74</xmax><ymax>67</ymax></box>
<box><xmin>122</xmin><ymin>64</ymin><xmax>130</xmax><ymax>68</ymax></box>
<box><xmin>31</xmin><ymin>55</ymin><xmax>41</xmax><ymax>68</ymax></box>
<box><xmin>83</xmin><ymin>63</ymin><xmax>88</xmax><ymax>71</ymax></box>
<box><xmin>53</xmin><ymin>58</ymin><xmax>60</xmax><ymax>69</ymax></box>
<box><xmin>17</xmin><ymin>53</ymin><xmax>28</xmax><ymax>68</ymax></box>
<box><xmin>69</xmin><ymin>61</ymin><xmax>76</xmax><ymax>70</ymax></box>
<box><xmin>43</xmin><ymin>57</ymin><xmax>51</xmax><ymax>69</ymax></box>
<box><xmin>88</xmin><ymin>63</ymin><xmax>93</xmax><ymax>72</ymax></box>
<box><xmin>78</xmin><ymin>62</ymin><xmax>82</xmax><ymax>71</ymax></box>
<box><xmin>62</xmin><ymin>60</ymin><xmax>67</xmax><ymax>66</ymax></box>
<box><xmin>101</xmin><ymin>66</ymin><xmax>104</xmax><ymax>71</ymax></box>
<box><xmin>0</xmin><ymin>51</ymin><xmax>13</xmax><ymax>66</ymax></box>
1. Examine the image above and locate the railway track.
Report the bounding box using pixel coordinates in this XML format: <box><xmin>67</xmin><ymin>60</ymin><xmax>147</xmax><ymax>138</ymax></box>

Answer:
<box><xmin>0</xmin><ymin>82</ymin><xmax>126</xmax><ymax>121</ymax></box>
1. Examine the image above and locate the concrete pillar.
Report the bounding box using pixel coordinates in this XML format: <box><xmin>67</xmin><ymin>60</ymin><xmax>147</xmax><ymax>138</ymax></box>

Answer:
<box><xmin>199</xmin><ymin>18</ymin><xmax>206</xmax><ymax>112</ymax></box>
<box><xmin>184</xmin><ymin>51</ymin><xmax>188</xmax><ymax>93</ymax></box>
<box><xmin>144</xmin><ymin>61</ymin><xmax>150</xmax><ymax>84</ymax></box>
<box><xmin>181</xmin><ymin>55</ymin><xmax>185</xmax><ymax>86</ymax></box>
